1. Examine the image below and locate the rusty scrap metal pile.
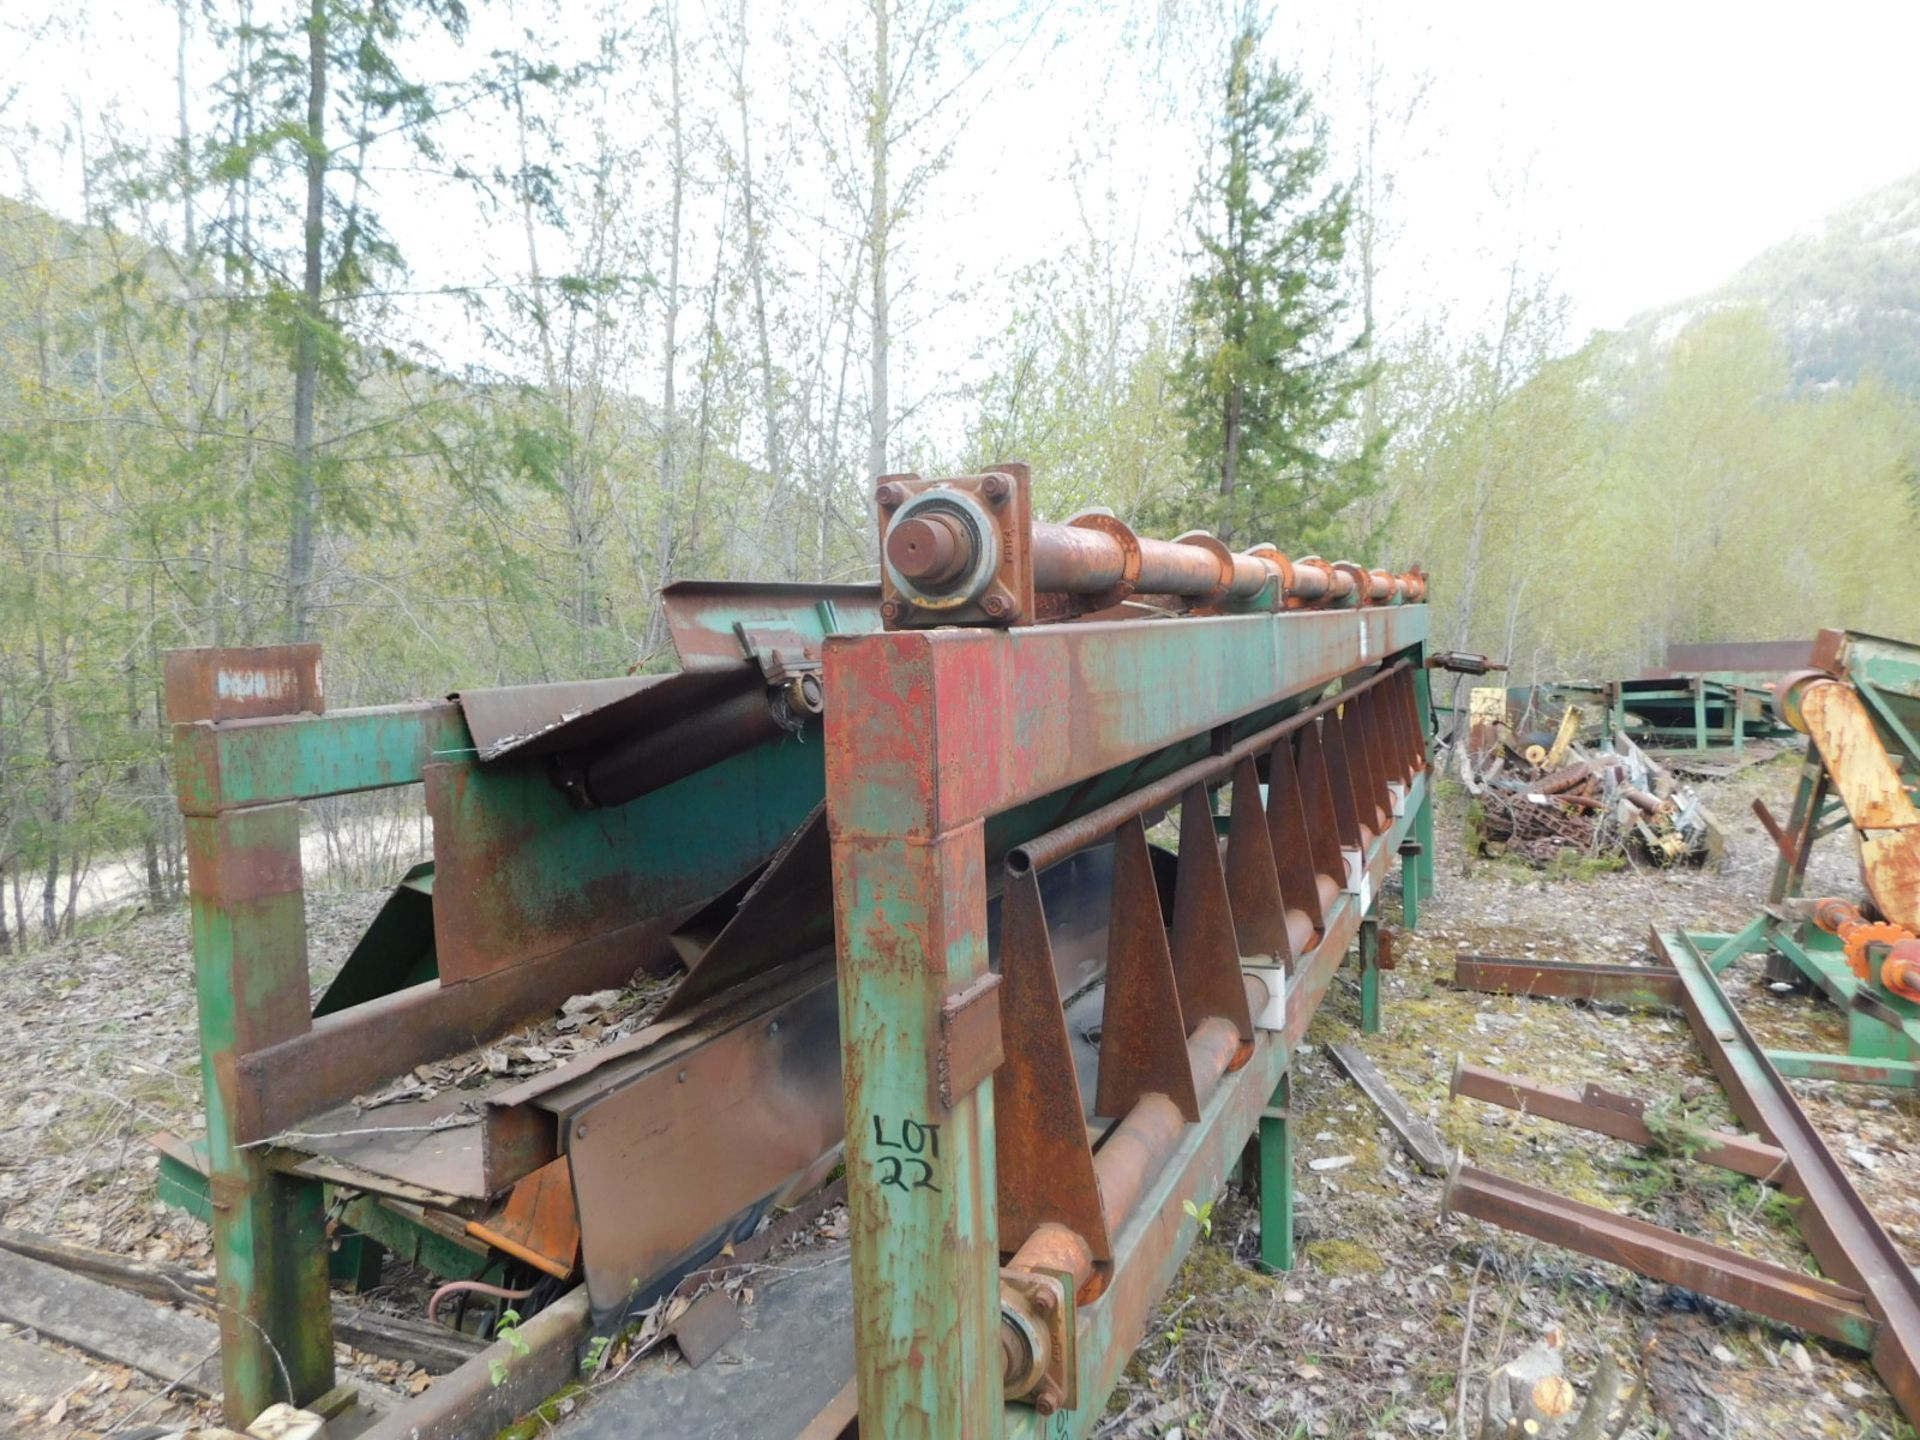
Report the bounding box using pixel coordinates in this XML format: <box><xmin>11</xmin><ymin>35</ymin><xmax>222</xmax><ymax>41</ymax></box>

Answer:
<box><xmin>1460</xmin><ymin>719</ymin><xmax>1718</xmax><ymax>867</ymax></box>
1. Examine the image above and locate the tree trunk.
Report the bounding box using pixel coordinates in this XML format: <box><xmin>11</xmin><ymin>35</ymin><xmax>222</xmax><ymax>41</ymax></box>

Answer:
<box><xmin>737</xmin><ymin>0</ymin><xmax>785</xmax><ymax>571</ymax></box>
<box><xmin>1453</xmin><ymin>256</ymin><xmax>1525</xmax><ymax>650</ymax></box>
<box><xmin>287</xmin><ymin>0</ymin><xmax>327</xmax><ymax>642</ymax></box>
<box><xmin>647</xmin><ymin>0</ymin><xmax>686</xmax><ymax>656</ymax></box>
<box><xmin>866</xmin><ymin>0</ymin><xmax>891</xmax><ymax>482</ymax></box>
<box><xmin>1219</xmin><ymin>386</ymin><xmax>1242</xmax><ymax>542</ymax></box>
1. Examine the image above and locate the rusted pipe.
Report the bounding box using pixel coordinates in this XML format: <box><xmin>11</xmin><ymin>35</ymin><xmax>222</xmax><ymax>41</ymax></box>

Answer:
<box><xmin>886</xmin><ymin>511</ymin><xmax>970</xmax><ymax>586</ymax></box>
<box><xmin>1886</xmin><ymin>941</ymin><xmax>1920</xmax><ymax>1004</ymax></box>
<box><xmin>997</xmin><ymin>1011</ymin><xmax>1244</xmax><ymax>1401</ymax></box>
<box><xmin>427</xmin><ymin>1279</ymin><xmax>534</xmax><ymax>1327</ymax></box>
<box><xmin>1004</xmin><ymin>1016</ymin><xmax>1241</xmax><ymax>1299</ymax></box>
<box><xmin>1093</xmin><ymin>1018</ymin><xmax>1240</xmax><ymax>1236</ymax></box>
<box><xmin>904</xmin><ymin>501</ymin><xmax>1411</xmax><ymax>612</ymax></box>
<box><xmin>565</xmin><ymin>682</ymin><xmax>811</xmax><ymax>809</ymax></box>
<box><xmin>1030</xmin><ymin>523</ymin><xmax>1131</xmax><ymax>593</ymax></box>
<box><xmin>1811</xmin><ymin>895</ymin><xmax>1919</xmax><ymax>993</ymax></box>
<box><xmin>1007</xmin><ymin>660</ymin><xmax>1411</xmax><ymax>874</ymax></box>
<box><xmin>1132</xmin><ymin>535</ymin><xmax>1229</xmax><ymax>597</ymax></box>
<box><xmin>1289</xmin><ymin>557</ymin><xmax>1334</xmax><ymax>603</ymax></box>
<box><xmin>1027</xmin><ymin>520</ymin><xmax>1266</xmax><ymax>603</ymax></box>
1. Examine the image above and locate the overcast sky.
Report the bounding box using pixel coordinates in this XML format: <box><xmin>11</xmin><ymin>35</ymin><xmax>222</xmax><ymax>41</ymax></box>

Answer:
<box><xmin>1358</xmin><ymin>1</ymin><xmax>1920</xmax><ymax>334</ymax></box>
<box><xmin>5</xmin><ymin>0</ymin><xmax>1918</xmax><ymax>365</ymax></box>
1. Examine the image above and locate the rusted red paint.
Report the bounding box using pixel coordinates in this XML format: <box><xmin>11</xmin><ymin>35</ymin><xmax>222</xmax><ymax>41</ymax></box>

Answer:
<box><xmin>995</xmin><ymin>868</ymin><xmax>1111</xmax><ymax>1270</ymax></box>
<box><xmin>1095</xmin><ymin>817</ymin><xmax>1202</xmax><ymax>1124</ymax></box>
<box><xmin>1167</xmin><ymin>786</ymin><xmax>1256</xmax><ymax>1040</ymax></box>
<box><xmin>165</xmin><ymin>644</ymin><xmax>324</xmax><ymax>724</ymax></box>
<box><xmin>1444</xmin><ymin>1163</ymin><xmax>1874</xmax><ymax>1347</ymax></box>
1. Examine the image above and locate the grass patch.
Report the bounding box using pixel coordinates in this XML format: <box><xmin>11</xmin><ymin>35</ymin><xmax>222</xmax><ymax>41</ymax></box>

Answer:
<box><xmin>1303</xmin><ymin>1238</ymin><xmax>1387</xmax><ymax>1276</ymax></box>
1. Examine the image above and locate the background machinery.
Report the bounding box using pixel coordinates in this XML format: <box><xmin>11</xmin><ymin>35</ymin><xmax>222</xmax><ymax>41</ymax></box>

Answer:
<box><xmin>1664</xmin><ymin>629</ymin><xmax>1920</xmax><ymax>1086</ymax></box>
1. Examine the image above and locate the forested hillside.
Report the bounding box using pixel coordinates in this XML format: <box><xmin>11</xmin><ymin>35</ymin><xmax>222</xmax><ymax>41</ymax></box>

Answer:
<box><xmin>1628</xmin><ymin>170</ymin><xmax>1920</xmax><ymax>398</ymax></box>
<box><xmin>2</xmin><ymin>1</ymin><xmax>1918</xmax><ymax>951</ymax></box>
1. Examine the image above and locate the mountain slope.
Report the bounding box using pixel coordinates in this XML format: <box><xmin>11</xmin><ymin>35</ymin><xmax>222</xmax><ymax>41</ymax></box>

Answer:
<box><xmin>1631</xmin><ymin>170</ymin><xmax>1920</xmax><ymax>396</ymax></box>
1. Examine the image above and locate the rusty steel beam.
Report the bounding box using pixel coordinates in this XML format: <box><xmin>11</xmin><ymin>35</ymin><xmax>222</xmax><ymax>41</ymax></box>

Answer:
<box><xmin>1449</xmin><ymin>1062</ymin><xmax>1790</xmax><ymax>1182</ymax></box>
<box><xmin>1443</xmin><ymin>1163</ymin><xmax>1877</xmax><ymax>1350</ymax></box>
<box><xmin>1006</xmin><ymin>660</ymin><xmax>1412</xmax><ymax>875</ymax></box>
<box><xmin>1656</xmin><ymin>930</ymin><xmax>1920</xmax><ymax>1427</ymax></box>
<box><xmin>1451</xmin><ymin>955</ymin><xmax>1684</xmax><ymax>1009</ymax></box>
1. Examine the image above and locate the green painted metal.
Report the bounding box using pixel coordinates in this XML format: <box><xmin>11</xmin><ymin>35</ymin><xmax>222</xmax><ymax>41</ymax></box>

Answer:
<box><xmin>184</xmin><ymin>802</ymin><xmax>335</xmax><ymax>1424</ymax></box>
<box><xmin>1767</xmin><ymin>762</ymin><xmax>1822</xmax><ymax>905</ymax></box>
<box><xmin>1258</xmin><ymin>1072</ymin><xmax>1295</xmax><ymax>1273</ymax></box>
<box><xmin>1411</xmin><ymin>667</ymin><xmax>1438</xmax><ymax>907</ymax></box>
<box><xmin>157</xmin><ymin>1147</ymin><xmax>213</xmax><ymax>1223</ymax></box>
<box><xmin>426</xmin><ymin>725</ymin><xmax>826</xmax><ymax>980</ymax></box>
<box><xmin>174</xmin><ymin>702</ymin><xmax>470</xmax><ymax>815</ymax></box>
<box><xmin>333</xmin><ymin>1194</ymin><xmax>494</xmax><ymax>1281</ymax></box>
<box><xmin>1359</xmin><ymin>913</ymin><xmax>1382</xmax><ymax>1035</ymax></box>
<box><xmin>1765</xmin><ymin>1050</ymin><xmax>1920</xmax><ymax>1087</ymax></box>
<box><xmin>826</xmin><ymin>604</ymin><xmax>1432</xmax><ymax>1438</ymax></box>
<box><xmin>313</xmin><ymin>863</ymin><xmax>437</xmax><ymax>1014</ymax></box>
<box><xmin>1701</xmin><ymin>915</ymin><xmax>1770</xmax><ymax>974</ymax></box>
<box><xmin>832</xmin><ymin>827</ymin><xmax>1001</xmax><ymax>1438</ymax></box>
<box><xmin>152</xmin><ymin>1142</ymin><xmax>491</xmax><ymax>1286</ymax></box>
<box><xmin>1858</xmin><ymin>678</ymin><xmax>1920</xmax><ymax>776</ymax></box>
<box><xmin>1675</xmin><ymin>922</ymin><xmax>1920</xmax><ymax>1090</ymax></box>
<box><xmin>330</xmin><ymin>1232</ymin><xmax>385</xmax><ymax>1292</ymax></box>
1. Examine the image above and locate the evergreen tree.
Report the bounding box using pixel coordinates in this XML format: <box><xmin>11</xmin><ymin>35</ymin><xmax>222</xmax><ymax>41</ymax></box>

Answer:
<box><xmin>195</xmin><ymin>0</ymin><xmax>487</xmax><ymax>641</ymax></box>
<box><xmin>1173</xmin><ymin>22</ymin><xmax>1374</xmax><ymax>548</ymax></box>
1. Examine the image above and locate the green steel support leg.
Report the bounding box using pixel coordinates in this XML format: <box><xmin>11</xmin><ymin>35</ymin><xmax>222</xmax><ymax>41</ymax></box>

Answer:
<box><xmin>1400</xmin><ymin>849</ymin><xmax>1420</xmax><ymax>929</ymax></box>
<box><xmin>1412</xmin><ymin>668</ymin><xmax>1438</xmax><ymax>909</ymax></box>
<box><xmin>186</xmin><ymin>804</ymin><xmax>334</xmax><ymax>1425</ymax></box>
<box><xmin>832</xmin><ymin>821</ymin><xmax>999</xmax><ymax>1438</ymax></box>
<box><xmin>1259</xmin><ymin>1071</ymin><xmax>1295</xmax><ymax>1272</ymax></box>
<box><xmin>1768</xmin><ymin>764</ymin><xmax>1821</xmax><ymax>907</ymax></box>
<box><xmin>1360</xmin><ymin>912</ymin><xmax>1382</xmax><ymax>1034</ymax></box>
<box><xmin>1701</xmin><ymin>914</ymin><xmax>1771</xmax><ymax>974</ymax></box>
<box><xmin>1693</xmin><ymin>682</ymin><xmax>1707</xmax><ymax>751</ymax></box>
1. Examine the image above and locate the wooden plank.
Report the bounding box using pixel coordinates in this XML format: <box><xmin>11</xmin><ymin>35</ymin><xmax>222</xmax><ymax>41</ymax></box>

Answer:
<box><xmin>0</xmin><ymin>1249</ymin><xmax>220</xmax><ymax>1395</ymax></box>
<box><xmin>1327</xmin><ymin>1042</ymin><xmax>1450</xmax><ymax>1176</ymax></box>
<box><xmin>0</xmin><ymin>1228</ymin><xmax>483</xmax><ymax>1376</ymax></box>
<box><xmin>0</xmin><ymin>1332</ymin><xmax>94</xmax><ymax>1414</ymax></box>
<box><xmin>332</xmin><ymin>1311</ymin><xmax>486</xmax><ymax>1376</ymax></box>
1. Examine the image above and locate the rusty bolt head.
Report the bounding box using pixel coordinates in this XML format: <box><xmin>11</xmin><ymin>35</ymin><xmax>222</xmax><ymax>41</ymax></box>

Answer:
<box><xmin>876</xmin><ymin>481</ymin><xmax>905</xmax><ymax>509</ymax></box>
<box><xmin>880</xmin><ymin>598</ymin><xmax>906</xmax><ymax>624</ymax></box>
<box><xmin>980</xmin><ymin>472</ymin><xmax>1010</xmax><ymax>503</ymax></box>
<box><xmin>1034</xmin><ymin>1385</ymin><xmax>1061</xmax><ymax>1417</ymax></box>
<box><xmin>982</xmin><ymin>593</ymin><xmax>1011</xmax><ymax>620</ymax></box>
<box><xmin>1030</xmin><ymin>1285</ymin><xmax>1057</xmax><ymax>1316</ymax></box>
